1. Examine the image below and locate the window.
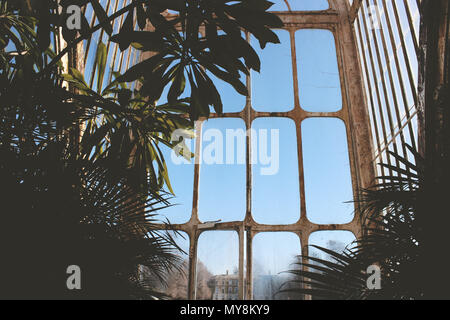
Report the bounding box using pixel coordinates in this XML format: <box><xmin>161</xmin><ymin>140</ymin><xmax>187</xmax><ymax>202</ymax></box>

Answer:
<box><xmin>252</xmin><ymin>30</ymin><xmax>294</xmax><ymax>112</ymax></box>
<box><xmin>296</xmin><ymin>29</ymin><xmax>342</xmax><ymax>112</ymax></box>
<box><xmin>253</xmin><ymin>232</ymin><xmax>301</xmax><ymax>300</ymax></box>
<box><xmin>302</xmin><ymin>118</ymin><xmax>354</xmax><ymax>224</ymax></box>
<box><xmin>78</xmin><ymin>0</ymin><xmax>420</xmax><ymax>301</ymax></box>
<box><xmin>354</xmin><ymin>0</ymin><xmax>420</xmax><ymax>180</ymax></box>
<box><xmin>309</xmin><ymin>231</ymin><xmax>356</xmax><ymax>262</ymax></box>
<box><xmin>197</xmin><ymin>231</ymin><xmax>239</xmax><ymax>299</ymax></box>
<box><xmin>151</xmin><ymin>1</ymin><xmax>377</xmax><ymax>300</ymax></box>
<box><xmin>251</xmin><ymin>118</ymin><xmax>300</xmax><ymax>225</ymax></box>
<box><xmin>198</xmin><ymin>119</ymin><xmax>247</xmax><ymax>222</ymax></box>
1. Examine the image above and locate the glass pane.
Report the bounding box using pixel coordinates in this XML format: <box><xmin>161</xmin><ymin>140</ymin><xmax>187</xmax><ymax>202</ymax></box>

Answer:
<box><xmin>210</xmin><ymin>72</ymin><xmax>246</xmax><ymax>113</ymax></box>
<box><xmin>251</xmin><ymin>30</ymin><xmax>294</xmax><ymax>112</ymax></box>
<box><xmin>147</xmin><ymin>231</ymin><xmax>189</xmax><ymax>299</ymax></box>
<box><xmin>309</xmin><ymin>231</ymin><xmax>356</xmax><ymax>262</ymax></box>
<box><xmin>162</xmin><ymin>132</ymin><xmax>195</xmax><ymax>224</ymax></box>
<box><xmin>383</xmin><ymin>0</ymin><xmax>416</xmax><ymax>109</ymax></box>
<box><xmin>252</xmin><ymin>118</ymin><xmax>300</xmax><ymax>225</ymax></box>
<box><xmin>198</xmin><ymin>118</ymin><xmax>246</xmax><ymax>222</ymax></box>
<box><xmin>197</xmin><ymin>231</ymin><xmax>240</xmax><ymax>300</ymax></box>
<box><xmin>302</xmin><ymin>118</ymin><xmax>354</xmax><ymax>224</ymax></box>
<box><xmin>269</xmin><ymin>0</ymin><xmax>330</xmax><ymax>11</ymax></box>
<box><xmin>296</xmin><ymin>29</ymin><xmax>342</xmax><ymax>112</ymax></box>
<box><xmin>252</xmin><ymin>232</ymin><xmax>302</xmax><ymax>300</ymax></box>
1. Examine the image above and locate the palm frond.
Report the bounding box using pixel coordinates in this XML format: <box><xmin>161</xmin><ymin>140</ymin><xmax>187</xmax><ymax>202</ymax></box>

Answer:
<box><xmin>281</xmin><ymin>144</ymin><xmax>423</xmax><ymax>300</ymax></box>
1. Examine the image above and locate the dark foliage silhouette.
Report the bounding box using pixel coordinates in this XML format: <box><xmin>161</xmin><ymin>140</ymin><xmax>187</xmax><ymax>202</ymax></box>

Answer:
<box><xmin>280</xmin><ymin>145</ymin><xmax>424</xmax><ymax>300</ymax></box>
<box><xmin>0</xmin><ymin>0</ymin><xmax>282</xmax><ymax>298</ymax></box>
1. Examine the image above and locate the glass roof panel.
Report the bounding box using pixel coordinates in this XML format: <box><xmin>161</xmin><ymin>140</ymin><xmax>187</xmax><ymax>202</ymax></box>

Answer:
<box><xmin>269</xmin><ymin>0</ymin><xmax>330</xmax><ymax>11</ymax></box>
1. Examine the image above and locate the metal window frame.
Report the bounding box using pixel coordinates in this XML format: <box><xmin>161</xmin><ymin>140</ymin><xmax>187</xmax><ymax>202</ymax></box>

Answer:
<box><xmin>352</xmin><ymin>0</ymin><xmax>420</xmax><ymax>183</ymax></box>
<box><xmin>163</xmin><ymin>0</ymin><xmax>375</xmax><ymax>300</ymax></box>
<box><xmin>72</xmin><ymin>0</ymin><xmax>377</xmax><ymax>300</ymax></box>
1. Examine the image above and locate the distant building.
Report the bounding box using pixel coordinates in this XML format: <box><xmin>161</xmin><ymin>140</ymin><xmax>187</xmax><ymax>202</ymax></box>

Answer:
<box><xmin>208</xmin><ymin>271</ymin><xmax>239</xmax><ymax>300</ymax></box>
<box><xmin>207</xmin><ymin>272</ymin><xmax>301</xmax><ymax>300</ymax></box>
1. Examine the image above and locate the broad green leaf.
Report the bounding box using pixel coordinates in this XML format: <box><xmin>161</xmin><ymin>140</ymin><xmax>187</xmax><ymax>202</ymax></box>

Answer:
<box><xmin>69</xmin><ymin>67</ymin><xmax>88</xmax><ymax>87</ymax></box>
<box><xmin>96</xmin><ymin>41</ymin><xmax>107</xmax><ymax>93</ymax></box>
<box><xmin>168</xmin><ymin>65</ymin><xmax>186</xmax><ymax>104</ymax></box>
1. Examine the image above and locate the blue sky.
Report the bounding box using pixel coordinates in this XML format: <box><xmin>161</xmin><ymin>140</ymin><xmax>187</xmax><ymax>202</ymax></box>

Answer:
<box><xmin>269</xmin><ymin>0</ymin><xmax>330</xmax><ymax>11</ymax></box>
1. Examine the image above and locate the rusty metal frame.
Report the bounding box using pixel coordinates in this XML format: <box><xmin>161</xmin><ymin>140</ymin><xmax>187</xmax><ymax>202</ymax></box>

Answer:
<box><xmin>353</xmin><ymin>0</ymin><xmax>420</xmax><ymax>181</ymax></box>
<box><xmin>75</xmin><ymin>0</ymin><xmax>378</xmax><ymax>300</ymax></box>
<box><xmin>159</xmin><ymin>0</ymin><xmax>375</xmax><ymax>300</ymax></box>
